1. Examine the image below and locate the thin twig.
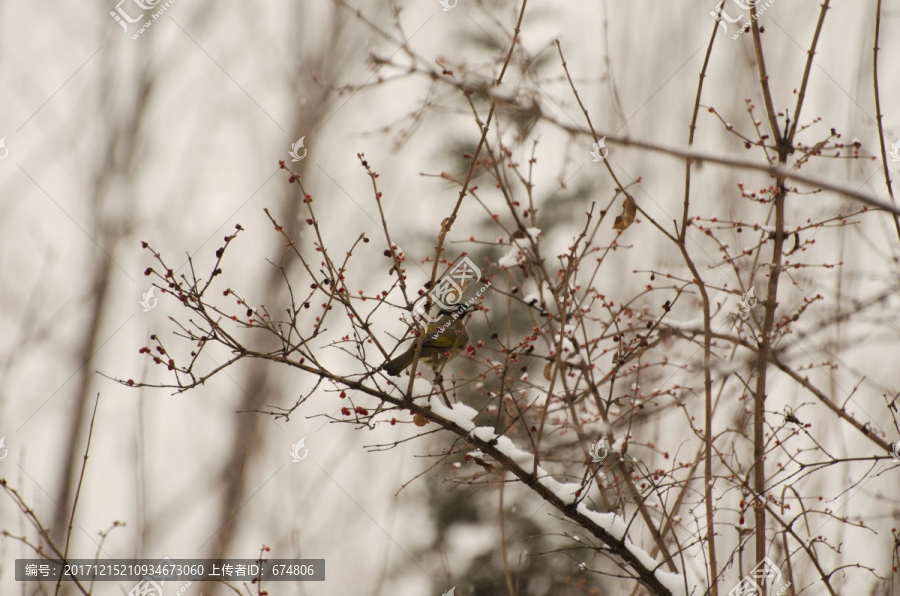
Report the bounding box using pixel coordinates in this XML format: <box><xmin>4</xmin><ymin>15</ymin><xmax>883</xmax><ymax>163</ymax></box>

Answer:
<box><xmin>55</xmin><ymin>393</ymin><xmax>101</xmax><ymax>596</ymax></box>
<box><xmin>871</xmin><ymin>0</ymin><xmax>900</xmax><ymax>244</ymax></box>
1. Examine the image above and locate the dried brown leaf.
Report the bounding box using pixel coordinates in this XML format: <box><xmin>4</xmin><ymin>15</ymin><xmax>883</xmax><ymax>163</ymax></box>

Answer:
<box><xmin>613</xmin><ymin>196</ymin><xmax>637</xmax><ymax>230</ymax></box>
<box><xmin>543</xmin><ymin>362</ymin><xmax>554</xmax><ymax>381</ymax></box>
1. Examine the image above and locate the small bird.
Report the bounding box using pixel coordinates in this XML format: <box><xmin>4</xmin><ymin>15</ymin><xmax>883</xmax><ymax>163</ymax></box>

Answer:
<box><xmin>382</xmin><ymin>310</ymin><xmax>470</xmax><ymax>376</ymax></box>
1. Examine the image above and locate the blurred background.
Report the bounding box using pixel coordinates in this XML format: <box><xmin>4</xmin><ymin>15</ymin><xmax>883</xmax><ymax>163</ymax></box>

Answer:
<box><xmin>1</xmin><ymin>1</ymin><xmax>899</xmax><ymax>594</ymax></box>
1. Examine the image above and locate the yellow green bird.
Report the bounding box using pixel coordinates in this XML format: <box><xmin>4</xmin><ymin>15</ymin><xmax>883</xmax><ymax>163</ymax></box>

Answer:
<box><xmin>382</xmin><ymin>311</ymin><xmax>470</xmax><ymax>376</ymax></box>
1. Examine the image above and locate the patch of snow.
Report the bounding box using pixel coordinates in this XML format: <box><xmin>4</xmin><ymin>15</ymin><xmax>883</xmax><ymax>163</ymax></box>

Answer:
<box><xmin>494</xmin><ymin>435</ymin><xmax>534</xmax><ymax>468</ymax></box>
<box><xmin>429</xmin><ymin>397</ymin><xmax>479</xmax><ymax>433</ymax></box>
<box><xmin>498</xmin><ymin>228</ymin><xmax>542</xmax><ymax>269</ymax></box>
<box><xmin>576</xmin><ymin>503</ymin><xmax>687</xmax><ymax>596</ymax></box>
<box><xmin>470</xmin><ymin>426</ymin><xmax>498</xmax><ymax>442</ymax></box>
<box><xmin>498</xmin><ymin>246</ymin><xmax>525</xmax><ymax>268</ymax></box>
<box><xmin>489</xmin><ymin>436</ymin><xmax>581</xmax><ymax>503</ymax></box>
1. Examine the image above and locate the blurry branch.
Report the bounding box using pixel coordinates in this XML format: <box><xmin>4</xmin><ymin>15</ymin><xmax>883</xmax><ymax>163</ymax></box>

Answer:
<box><xmin>198</xmin><ymin>0</ymin><xmax>367</xmax><ymax>564</ymax></box>
<box><xmin>52</xmin><ymin>53</ymin><xmax>156</xmax><ymax>540</ymax></box>
<box><xmin>498</xmin><ymin>475</ymin><xmax>515</xmax><ymax>596</ymax></box>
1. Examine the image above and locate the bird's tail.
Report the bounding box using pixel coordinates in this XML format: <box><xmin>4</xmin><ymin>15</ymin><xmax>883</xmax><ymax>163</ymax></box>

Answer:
<box><xmin>382</xmin><ymin>348</ymin><xmax>415</xmax><ymax>376</ymax></box>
